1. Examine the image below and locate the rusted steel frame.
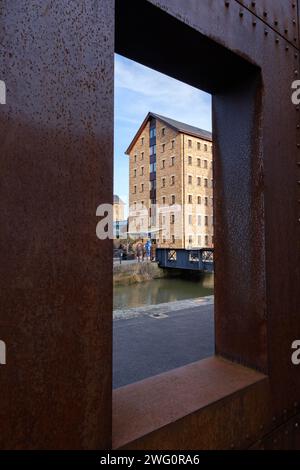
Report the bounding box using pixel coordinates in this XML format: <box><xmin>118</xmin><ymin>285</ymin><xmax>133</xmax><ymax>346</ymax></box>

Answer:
<box><xmin>0</xmin><ymin>0</ymin><xmax>114</xmax><ymax>449</ymax></box>
<box><xmin>150</xmin><ymin>0</ymin><xmax>300</xmax><ymax>392</ymax></box>
<box><xmin>116</xmin><ymin>0</ymin><xmax>300</xmax><ymax>448</ymax></box>
<box><xmin>251</xmin><ymin>412</ymin><xmax>300</xmax><ymax>450</ymax></box>
<box><xmin>113</xmin><ymin>358</ymin><xmax>269</xmax><ymax>450</ymax></box>
<box><xmin>0</xmin><ymin>0</ymin><xmax>299</xmax><ymax>450</ymax></box>
<box><xmin>235</xmin><ymin>0</ymin><xmax>299</xmax><ymax>47</ymax></box>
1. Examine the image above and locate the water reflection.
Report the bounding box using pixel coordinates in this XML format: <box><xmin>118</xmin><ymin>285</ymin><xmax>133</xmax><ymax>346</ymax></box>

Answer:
<box><xmin>113</xmin><ymin>274</ymin><xmax>214</xmax><ymax>310</ymax></box>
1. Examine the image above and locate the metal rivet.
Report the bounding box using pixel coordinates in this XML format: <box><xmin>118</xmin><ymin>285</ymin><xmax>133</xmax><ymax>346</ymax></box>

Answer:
<box><xmin>225</xmin><ymin>1</ymin><xmax>230</xmax><ymax>6</ymax></box>
<box><xmin>263</xmin><ymin>11</ymin><xmax>267</xmax><ymax>17</ymax></box>
<box><xmin>239</xmin><ymin>11</ymin><xmax>244</xmax><ymax>17</ymax></box>
<box><xmin>275</xmin><ymin>37</ymin><xmax>279</xmax><ymax>43</ymax></box>
<box><xmin>293</xmin><ymin>19</ymin><xmax>296</xmax><ymax>25</ymax></box>
<box><xmin>274</xmin><ymin>20</ymin><xmax>278</xmax><ymax>26</ymax></box>
<box><xmin>253</xmin><ymin>21</ymin><xmax>257</xmax><ymax>27</ymax></box>
<box><xmin>264</xmin><ymin>29</ymin><xmax>268</xmax><ymax>36</ymax></box>
<box><xmin>295</xmin><ymin>70</ymin><xmax>299</xmax><ymax>75</ymax></box>
<box><xmin>286</xmin><ymin>46</ymin><xmax>289</xmax><ymax>51</ymax></box>
<box><xmin>285</xmin><ymin>28</ymin><xmax>288</xmax><ymax>34</ymax></box>
<box><xmin>251</xmin><ymin>1</ymin><xmax>256</xmax><ymax>6</ymax></box>
<box><xmin>297</xmin><ymin>125</ymin><xmax>300</xmax><ymax>129</ymax></box>
<box><xmin>295</xmin><ymin>53</ymin><xmax>298</xmax><ymax>58</ymax></box>
<box><xmin>295</xmin><ymin>422</ymin><xmax>299</xmax><ymax>428</ymax></box>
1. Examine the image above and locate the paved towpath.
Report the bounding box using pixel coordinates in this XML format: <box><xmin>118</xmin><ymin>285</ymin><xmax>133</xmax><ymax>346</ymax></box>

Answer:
<box><xmin>113</xmin><ymin>299</ymin><xmax>214</xmax><ymax>388</ymax></box>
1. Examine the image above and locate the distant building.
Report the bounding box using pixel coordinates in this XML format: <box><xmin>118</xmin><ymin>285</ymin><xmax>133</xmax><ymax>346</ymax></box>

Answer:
<box><xmin>113</xmin><ymin>195</ymin><xmax>127</xmax><ymax>239</ymax></box>
<box><xmin>113</xmin><ymin>195</ymin><xmax>125</xmax><ymax>221</ymax></box>
<box><xmin>125</xmin><ymin>112</ymin><xmax>213</xmax><ymax>248</ymax></box>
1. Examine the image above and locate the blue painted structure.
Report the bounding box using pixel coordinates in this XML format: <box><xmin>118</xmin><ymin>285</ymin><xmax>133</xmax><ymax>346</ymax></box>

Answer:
<box><xmin>156</xmin><ymin>248</ymin><xmax>214</xmax><ymax>273</ymax></box>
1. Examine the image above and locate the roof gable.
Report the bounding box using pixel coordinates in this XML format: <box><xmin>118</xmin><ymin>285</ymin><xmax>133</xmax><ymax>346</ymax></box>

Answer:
<box><xmin>125</xmin><ymin>112</ymin><xmax>212</xmax><ymax>155</ymax></box>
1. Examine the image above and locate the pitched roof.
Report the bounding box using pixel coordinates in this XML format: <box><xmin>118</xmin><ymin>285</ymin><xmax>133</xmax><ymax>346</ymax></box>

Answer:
<box><xmin>125</xmin><ymin>112</ymin><xmax>212</xmax><ymax>155</ymax></box>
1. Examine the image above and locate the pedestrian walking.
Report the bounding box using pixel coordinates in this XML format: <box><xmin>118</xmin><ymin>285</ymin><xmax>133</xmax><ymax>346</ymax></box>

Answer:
<box><xmin>136</xmin><ymin>242</ymin><xmax>143</xmax><ymax>262</ymax></box>
<box><xmin>119</xmin><ymin>243</ymin><xmax>124</xmax><ymax>265</ymax></box>
<box><xmin>144</xmin><ymin>239</ymin><xmax>152</xmax><ymax>262</ymax></box>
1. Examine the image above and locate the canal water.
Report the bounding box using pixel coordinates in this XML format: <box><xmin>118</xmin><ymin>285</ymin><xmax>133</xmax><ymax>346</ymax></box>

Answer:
<box><xmin>113</xmin><ymin>274</ymin><xmax>214</xmax><ymax>310</ymax></box>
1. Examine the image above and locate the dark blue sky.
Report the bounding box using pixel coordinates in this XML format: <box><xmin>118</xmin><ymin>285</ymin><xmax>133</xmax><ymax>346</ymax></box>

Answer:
<box><xmin>114</xmin><ymin>54</ymin><xmax>212</xmax><ymax>213</ymax></box>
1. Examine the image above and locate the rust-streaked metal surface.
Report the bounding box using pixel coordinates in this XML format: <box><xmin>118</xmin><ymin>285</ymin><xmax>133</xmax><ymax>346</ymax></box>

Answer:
<box><xmin>1</xmin><ymin>0</ymin><xmax>300</xmax><ymax>450</ymax></box>
<box><xmin>251</xmin><ymin>412</ymin><xmax>300</xmax><ymax>450</ymax></box>
<box><xmin>116</xmin><ymin>0</ymin><xmax>267</xmax><ymax>371</ymax></box>
<box><xmin>115</xmin><ymin>0</ymin><xmax>300</xmax><ymax>450</ymax></box>
<box><xmin>0</xmin><ymin>0</ymin><xmax>113</xmax><ymax>449</ymax></box>
<box><xmin>213</xmin><ymin>73</ymin><xmax>267</xmax><ymax>372</ymax></box>
<box><xmin>113</xmin><ymin>357</ymin><xmax>268</xmax><ymax>450</ymax></box>
<box><xmin>148</xmin><ymin>0</ymin><xmax>300</xmax><ymax>406</ymax></box>
<box><xmin>236</xmin><ymin>0</ymin><xmax>299</xmax><ymax>46</ymax></box>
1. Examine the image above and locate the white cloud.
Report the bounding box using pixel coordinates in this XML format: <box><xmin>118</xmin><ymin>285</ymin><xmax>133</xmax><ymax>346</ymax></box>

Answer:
<box><xmin>114</xmin><ymin>54</ymin><xmax>212</xmax><ymax>199</ymax></box>
<box><xmin>115</xmin><ymin>54</ymin><xmax>212</xmax><ymax>131</ymax></box>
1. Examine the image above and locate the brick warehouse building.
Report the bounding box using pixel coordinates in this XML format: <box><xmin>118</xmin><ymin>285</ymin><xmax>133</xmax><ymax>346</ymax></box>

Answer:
<box><xmin>126</xmin><ymin>112</ymin><xmax>214</xmax><ymax>248</ymax></box>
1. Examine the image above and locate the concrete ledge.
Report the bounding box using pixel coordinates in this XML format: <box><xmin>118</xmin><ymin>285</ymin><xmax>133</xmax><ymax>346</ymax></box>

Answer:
<box><xmin>113</xmin><ymin>261</ymin><xmax>168</xmax><ymax>286</ymax></box>
<box><xmin>113</xmin><ymin>295</ymin><xmax>214</xmax><ymax>320</ymax></box>
<box><xmin>113</xmin><ymin>356</ymin><xmax>268</xmax><ymax>449</ymax></box>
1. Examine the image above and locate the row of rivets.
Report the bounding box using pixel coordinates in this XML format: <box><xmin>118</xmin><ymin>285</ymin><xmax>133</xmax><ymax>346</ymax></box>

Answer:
<box><xmin>255</xmin><ymin>403</ymin><xmax>299</xmax><ymax>449</ymax></box>
<box><xmin>224</xmin><ymin>1</ymin><xmax>298</xmax><ymax>43</ymax></box>
<box><xmin>258</xmin><ymin>408</ymin><xmax>300</xmax><ymax>449</ymax></box>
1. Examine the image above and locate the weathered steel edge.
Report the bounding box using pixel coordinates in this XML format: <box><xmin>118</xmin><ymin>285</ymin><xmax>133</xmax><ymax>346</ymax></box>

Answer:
<box><xmin>114</xmin><ymin>372</ymin><xmax>269</xmax><ymax>450</ymax></box>
<box><xmin>114</xmin><ymin>0</ymin><xmax>300</xmax><ymax>449</ymax></box>
<box><xmin>0</xmin><ymin>0</ymin><xmax>114</xmax><ymax>449</ymax></box>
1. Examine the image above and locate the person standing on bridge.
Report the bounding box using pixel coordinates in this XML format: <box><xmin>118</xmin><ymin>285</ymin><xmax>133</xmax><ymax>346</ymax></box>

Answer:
<box><xmin>118</xmin><ymin>243</ymin><xmax>124</xmax><ymax>265</ymax></box>
<box><xmin>136</xmin><ymin>242</ymin><xmax>144</xmax><ymax>263</ymax></box>
<box><xmin>144</xmin><ymin>239</ymin><xmax>152</xmax><ymax>262</ymax></box>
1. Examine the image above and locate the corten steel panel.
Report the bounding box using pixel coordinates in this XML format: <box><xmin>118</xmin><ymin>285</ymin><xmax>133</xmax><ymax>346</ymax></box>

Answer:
<box><xmin>0</xmin><ymin>1</ymin><xmax>113</xmax><ymax>448</ymax></box>
<box><xmin>213</xmin><ymin>74</ymin><xmax>267</xmax><ymax>372</ymax></box>
<box><xmin>113</xmin><ymin>358</ymin><xmax>269</xmax><ymax>450</ymax></box>
<box><xmin>116</xmin><ymin>375</ymin><xmax>270</xmax><ymax>450</ymax></box>
<box><xmin>251</xmin><ymin>412</ymin><xmax>300</xmax><ymax>449</ymax></box>
<box><xmin>117</xmin><ymin>0</ymin><xmax>267</xmax><ymax>370</ymax></box>
<box><xmin>116</xmin><ymin>0</ymin><xmax>300</xmax><ymax>448</ymax></box>
<box><xmin>236</xmin><ymin>0</ymin><xmax>299</xmax><ymax>46</ymax></box>
<box><xmin>149</xmin><ymin>0</ymin><xmax>300</xmax><ymax>401</ymax></box>
<box><xmin>0</xmin><ymin>0</ymin><xmax>299</xmax><ymax>451</ymax></box>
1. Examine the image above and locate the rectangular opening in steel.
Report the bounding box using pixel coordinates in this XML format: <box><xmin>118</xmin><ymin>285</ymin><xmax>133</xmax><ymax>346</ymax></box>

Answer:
<box><xmin>113</xmin><ymin>52</ymin><xmax>215</xmax><ymax>388</ymax></box>
<box><xmin>113</xmin><ymin>1</ymin><xmax>265</xmax><ymax>446</ymax></box>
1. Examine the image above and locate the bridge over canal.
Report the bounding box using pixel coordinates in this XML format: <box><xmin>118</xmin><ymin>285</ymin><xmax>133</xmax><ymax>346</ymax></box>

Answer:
<box><xmin>156</xmin><ymin>248</ymin><xmax>214</xmax><ymax>273</ymax></box>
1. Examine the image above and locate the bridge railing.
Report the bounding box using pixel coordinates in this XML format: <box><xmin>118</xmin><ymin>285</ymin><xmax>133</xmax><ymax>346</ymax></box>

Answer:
<box><xmin>156</xmin><ymin>248</ymin><xmax>214</xmax><ymax>272</ymax></box>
